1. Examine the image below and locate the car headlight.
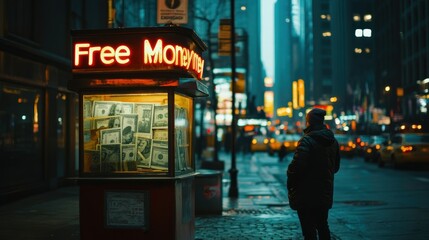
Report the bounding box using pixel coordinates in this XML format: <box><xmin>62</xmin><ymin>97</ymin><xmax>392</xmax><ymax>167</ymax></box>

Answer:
<box><xmin>400</xmin><ymin>145</ymin><xmax>413</xmax><ymax>153</ymax></box>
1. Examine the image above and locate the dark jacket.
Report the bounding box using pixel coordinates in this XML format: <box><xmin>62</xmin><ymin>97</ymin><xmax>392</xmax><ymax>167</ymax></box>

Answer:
<box><xmin>287</xmin><ymin>125</ymin><xmax>340</xmax><ymax>210</ymax></box>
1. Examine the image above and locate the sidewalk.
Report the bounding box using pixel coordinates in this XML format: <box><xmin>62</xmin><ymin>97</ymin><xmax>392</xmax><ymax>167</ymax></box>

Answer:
<box><xmin>0</xmin><ymin>151</ymin><xmax>319</xmax><ymax>240</ymax></box>
<box><xmin>195</xmin><ymin>151</ymin><xmax>303</xmax><ymax>240</ymax></box>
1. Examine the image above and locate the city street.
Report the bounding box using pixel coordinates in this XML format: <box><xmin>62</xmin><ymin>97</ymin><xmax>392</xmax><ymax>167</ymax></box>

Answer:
<box><xmin>2</xmin><ymin>2</ymin><xmax>429</xmax><ymax>240</ymax></box>
<box><xmin>265</xmin><ymin>152</ymin><xmax>429</xmax><ymax>240</ymax></box>
<box><xmin>1</xmin><ymin>150</ymin><xmax>429</xmax><ymax>239</ymax></box>
<box><xmin>331</xmin><ymin>155</ymin><xmax>429</xmax><ymax>239</ymax></box>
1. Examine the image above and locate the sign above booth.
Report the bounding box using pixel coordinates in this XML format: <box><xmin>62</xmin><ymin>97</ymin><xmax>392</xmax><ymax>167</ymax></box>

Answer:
<box><xmin>71</xmin><ymin>27</ymin><xmax>207</xmax><ymax>80</ymax></box>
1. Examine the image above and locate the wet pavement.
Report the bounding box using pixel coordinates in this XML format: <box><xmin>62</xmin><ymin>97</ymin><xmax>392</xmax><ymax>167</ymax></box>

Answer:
<box><xmin>195</xmin><ymin>151</ymin><xmax>302</xmax><ymax>240</ymax></box>
<box><xmin>3</xmin><ymin>150</ymin><xmax>426</xmax><ymax>239</ymax></box>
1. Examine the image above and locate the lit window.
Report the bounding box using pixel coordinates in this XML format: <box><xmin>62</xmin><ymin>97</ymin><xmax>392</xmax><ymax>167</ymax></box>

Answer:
<box><xmin>322</xmin><ymin>31</ymin><xmax>332</xmax><ymax>37</ymax></box>
<box><xmin>363</xmin><ymin>29</ymin><xmax>372</xmax><ymax>37</ymax></box>
<box><xmin>321</xmin><ymin>14</ymin><xmax>331</xmax><ymax>21</ymax></box>
<box><xmin>353</xmin><ymin>14</ymin><xmax>361</xmax><ymax>22</ymax></box>
<box><xmin>363</xmin><ymin>14</ymin><xmax>372</xmax><ymax>22</ymax></box>
<box><xmin>355</xmin><ymin>29</ymin><xmax>363</xmax><ymax>37</ymax></box>
<box><xmin>354</xmin><ymin>48</ymin><xmax>362</xmax><ymax>54</ymax></box>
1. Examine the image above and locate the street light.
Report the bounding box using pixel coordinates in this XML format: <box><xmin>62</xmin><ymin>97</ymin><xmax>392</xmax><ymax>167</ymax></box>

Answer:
<box><xmin>228</xmin><ymin>0</ymin><xmax>239</xmax><ymax>198</ymax></box>
<box><xmin>385</xmin><ymin>86</ymin><xmax>391</xmax><ymax>92</ymax></box>
<box><xmin>384</xmin><ymin>85</ymin><xmax>392</xmax><ymax>133</ymax></box>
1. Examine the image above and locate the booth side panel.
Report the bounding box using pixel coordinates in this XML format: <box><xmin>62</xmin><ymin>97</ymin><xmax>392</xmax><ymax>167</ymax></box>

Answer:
<box><xmin>79</xmin><ymin>182</ymin><xmax>177</xmax><ymax>240</ymax></box>
<box><xmin>175</xmin><ymin>177</ymin><xmax>195</xmax><ymax>240</ymax></box>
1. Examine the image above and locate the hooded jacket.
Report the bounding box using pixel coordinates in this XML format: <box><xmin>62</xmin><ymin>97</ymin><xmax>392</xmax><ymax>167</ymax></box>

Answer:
<box><xmin>287</xmin><ymin>125</ymin><xmax>340</xmax><ymax>210</ymax></box>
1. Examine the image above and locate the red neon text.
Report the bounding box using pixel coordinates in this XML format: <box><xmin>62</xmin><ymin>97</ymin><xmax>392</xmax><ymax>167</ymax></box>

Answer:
<box><xmin>74</xmin><ymin>43</ymin><xmax>130</xmax><ymax>66</ymax></box>
<box><xmin>144</xmin><ymin>39</ymin><xmax>204</xmax><ymax>79</ymax></box>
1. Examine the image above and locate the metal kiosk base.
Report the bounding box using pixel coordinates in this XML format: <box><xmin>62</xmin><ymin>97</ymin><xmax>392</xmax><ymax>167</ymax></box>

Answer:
<box><xmin>78</xmin><ymin>175</ymin><xmax>195</xmax><ymax>240</ymax></box>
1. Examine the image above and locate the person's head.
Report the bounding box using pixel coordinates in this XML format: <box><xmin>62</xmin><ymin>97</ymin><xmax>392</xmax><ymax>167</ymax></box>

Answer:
<box><xmin>109</xmin><ymin>118</ymin><xmax>120</xmax><ymax>128</ymax></box>
<box><xmin>122</xmin><ymin>126</ymin><xmax>133</xmax><ymax>142</ymax></box>
<box><xmin>113</xmin><ymin>118</ymin><xmax>120</xmax><ymax>128</ymax></box>
<box><xmin>114</xmin><ymin>104</ymin><xmax>122</xmax><ymax>115</ymax></box>
<box><xmin>306</xmin><ymin>108</ymin><xmax>326</xmax><ymax>128</ymax></box>
<box><xmin>138</xmin><ymin>138</ymin><xmax>148</xmax><ymax>149</ymax></box>
<box><xmin>110</xmin><ymin>104</ymin><xmax>122</xmax><ymax>115</ymax></box>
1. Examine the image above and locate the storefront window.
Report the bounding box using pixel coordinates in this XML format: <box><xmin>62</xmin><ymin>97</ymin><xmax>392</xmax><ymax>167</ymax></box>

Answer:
<box><xmin>0</xmin><ymin>83</ymin><xmax>44</xmax><ymax>188</ymax></box>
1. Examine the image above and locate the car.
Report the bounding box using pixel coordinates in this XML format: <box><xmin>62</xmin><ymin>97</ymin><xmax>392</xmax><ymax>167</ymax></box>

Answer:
<box><xmin>250</xmin><ymin>135</ymin><xmax>270</xmax><ymax>153</ymax></box>
<box><xmin>335</xmin><ymin>134</ymin><xmax>356</xmax><ymax>158</ymax></box>
<box><xmin>267</xmin><ymin>134</ymin><xmax>285</xmax><ymax>156</ymax></box>
<box><xmin>378</xmin><ymin>133</ymin><xmax>429</xmax><ymax>168</ymax></box>
<box><xmin>355</xmin><ymin>135</ymin><xmax>371</xmax><ymax>156</ymax></box>
<box><xmin>363</xmin><ymin>135</ymin><xmax>387</xmax><ymax>162</ymax></box>
<box><xmin>282</xmin><ymin>134</ymin><xmax>301</xmax><ymax>153</ymax></box>
<box><xmin>268</xmin><ymin>133</ymin><xmax>301</xmax><ymax>156</ymax></box>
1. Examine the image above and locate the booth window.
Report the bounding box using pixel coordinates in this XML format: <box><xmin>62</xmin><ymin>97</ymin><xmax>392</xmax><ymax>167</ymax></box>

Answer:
<box><xmin>82</xmin><ymin>92</ymin><xmax>193</xmax><ymax>175</ymax></box>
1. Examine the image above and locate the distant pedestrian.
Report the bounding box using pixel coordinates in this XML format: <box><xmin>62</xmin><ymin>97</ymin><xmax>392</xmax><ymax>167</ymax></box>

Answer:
<box><xmin>278</xmin><ymin>143</ymin><xmax>287</xmax><ymax>162</ymax></box>
<box><xmin>287</xmin><ymin>108</ymin><xmax>340</xmax><ymax>240</ymax></box>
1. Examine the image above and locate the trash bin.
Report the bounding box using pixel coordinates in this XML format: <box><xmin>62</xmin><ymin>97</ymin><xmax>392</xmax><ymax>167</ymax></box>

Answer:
<box><xmin>195</xmin><ymin>169</ymin><xmax>223</xmax><ymax>215</ymax></box>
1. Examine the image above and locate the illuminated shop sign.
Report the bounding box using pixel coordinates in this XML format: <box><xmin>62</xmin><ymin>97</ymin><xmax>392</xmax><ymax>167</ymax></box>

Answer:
<box><xmin>72</xmin><ymin>27</ymin><xmax>206</xmax><ymax>80</ymax></box>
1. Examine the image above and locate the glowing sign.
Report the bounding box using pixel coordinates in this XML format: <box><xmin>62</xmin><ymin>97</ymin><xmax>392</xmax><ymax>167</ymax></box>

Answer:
<box><xmin>298</xmin><ymin>79</ymin><xmax>305</xmax><ymax>108</ymax></box>
<box><xmin>71</xmin><ymin>27</ymin><xmax>207</xmax><ymax>80</ymax></box>
<box><xmin>74</xmin><ymin>43</ymin><xmax>131</xmax><ymax>66</ymax></box>
<box><xmin>143</xmin><ymin>39</ymin><xmax>204</xmax><ymax>79</ymax></box>
<box><xmin>292</xmin><ymin>81</ymin><xmax>298</xmax><ymax>109</ymax></box>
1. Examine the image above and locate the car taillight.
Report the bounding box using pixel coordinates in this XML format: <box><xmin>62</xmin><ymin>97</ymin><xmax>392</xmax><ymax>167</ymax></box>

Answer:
<box><xmin>400</xmin><ymin>145</ymin><xmax>413</xmax><ymax>153</ymax></box>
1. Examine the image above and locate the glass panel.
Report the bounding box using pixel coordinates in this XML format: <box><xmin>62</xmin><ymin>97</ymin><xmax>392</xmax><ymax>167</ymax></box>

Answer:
<box><xmin>6</xmin><ymin>0</ymin><xmax>35</xmax><ymax>40</ymax></box>
<box><xmin>0</xmin><ymin>83</ymin><xmax>44</xmax><ymax>187</ymax></box>
<box><xmin>56</xmin><ymin>92</ymin><xmax>67</xmax><ymax>178</ymax></box>
<box><xmin>82</xmin><ymin>93</ymin><xmax>169</xmax><ymax>174</ymax></box>
<box><xmin>174</xmin><ymin>94</ymin><xmax>193</xmax><ymax>172</ymax></box>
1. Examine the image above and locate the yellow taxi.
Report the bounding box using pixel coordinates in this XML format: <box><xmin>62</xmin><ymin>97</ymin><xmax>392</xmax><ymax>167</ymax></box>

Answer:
<box><xmin>250</xmin><ymin>135</ymin><xmax>270</xmax><ymax>153</ymax></box>
<box><xmin>268</xmin><ymin>134</ymin><xmax>301</xmax><ymax>156</ymax></box>
<box><xmin>335</xmin><ymin>134</ymin><xmax>356</xmax><ymax>158</ymax></box>
<box><xmin>378</xmin><ymin>133</ymin><xmax>429</xmax><ymax>168</ymax></box>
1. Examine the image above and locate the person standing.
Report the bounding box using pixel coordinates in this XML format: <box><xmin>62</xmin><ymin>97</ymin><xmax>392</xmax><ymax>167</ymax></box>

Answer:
<box><xmin>287</xmin><ymin>108</ymin><xmax>340</xmax><ymax>240</ymax></box>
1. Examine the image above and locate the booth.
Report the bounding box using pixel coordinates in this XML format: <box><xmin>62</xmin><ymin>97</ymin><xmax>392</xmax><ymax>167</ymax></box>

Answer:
<box><xmin>69</xmin><ymin>26</ymin><xmax>208</xmax><ymax>240</ymax></box>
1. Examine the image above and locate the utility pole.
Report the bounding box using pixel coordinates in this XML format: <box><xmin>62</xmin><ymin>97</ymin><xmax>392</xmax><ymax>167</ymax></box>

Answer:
<box><xmin>228</xmin><ymin>0</ymin><xmax>238</xmax><ymax>198</ymax></box>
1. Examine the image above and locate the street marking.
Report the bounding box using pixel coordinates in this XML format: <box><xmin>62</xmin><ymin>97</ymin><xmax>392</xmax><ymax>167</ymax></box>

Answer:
<box><xmin>414</xmin><ymin>177</ymin><xmax>429</xmax><ymax>182</ymax></box>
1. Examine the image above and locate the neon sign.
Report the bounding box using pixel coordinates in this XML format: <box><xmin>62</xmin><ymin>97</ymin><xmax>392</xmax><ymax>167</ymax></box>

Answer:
<box><xmin>74</xmin><ymin>43</ymin><xmax>131</xmax><ymax>66</ymax></box>
<box><xmin>143</xmin><ymin>39</ymin><xmax>204</xmax><ymax>79</ymax></box>
<box><xmin>72</xmin><ymin>27</ymin><xmax>207</xmax><ymax>80</ymax></box>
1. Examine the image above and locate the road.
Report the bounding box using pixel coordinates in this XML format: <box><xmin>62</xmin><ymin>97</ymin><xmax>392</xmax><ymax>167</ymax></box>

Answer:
<box><xmin>271</xmin><ymin>153</ymin><xmax>429</xmax><ymax>240</ymax></box>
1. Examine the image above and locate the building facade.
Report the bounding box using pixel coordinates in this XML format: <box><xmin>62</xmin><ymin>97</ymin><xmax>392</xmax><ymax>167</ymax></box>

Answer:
<box><xmin>375</xmin><ymin>0</ymin><xmax>429</xmax><ymax>128</ymax></box>
<box><xmin>399</xmin><ymin>0</ymin><xmax>429</xmax><ymax>123</ymax></box>
<box><xmin>0</xmin><ymin>0</ymin><xmax>112</xmax><ymax>202</ymax></box>
<box><xmin>273</xmin><ymin>0</ymin><xmax>376</xmax><ymax>132</ymax></box>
